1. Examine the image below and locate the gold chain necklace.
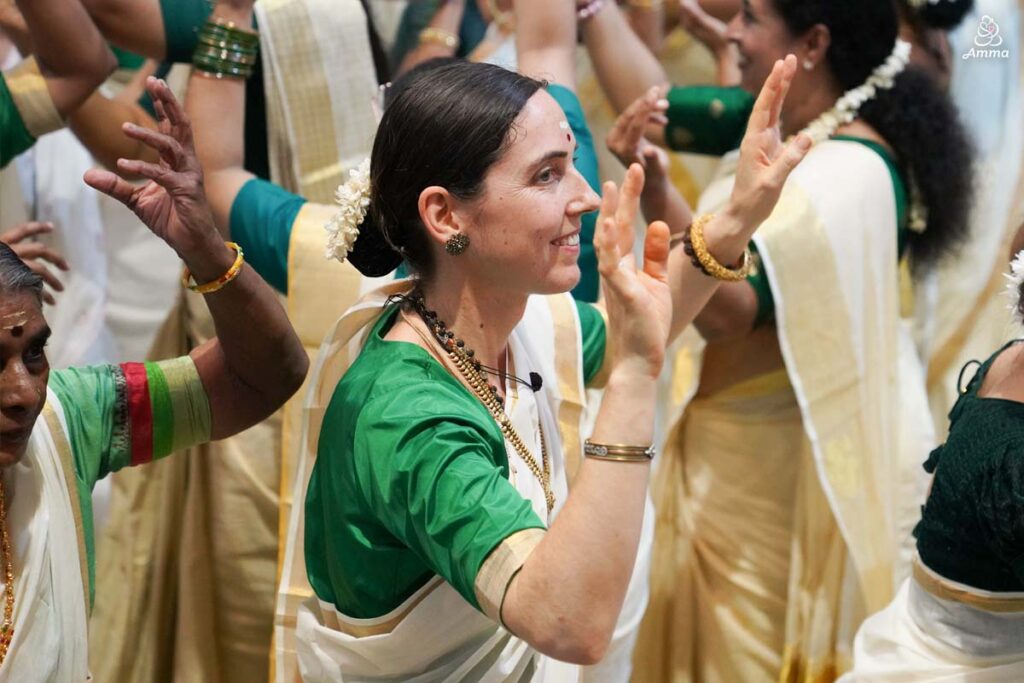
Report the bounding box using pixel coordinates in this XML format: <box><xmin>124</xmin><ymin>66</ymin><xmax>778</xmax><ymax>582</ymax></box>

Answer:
<box><xmin>402</xmin><ymin>301</ymin><xmax>555</xmax><ymax>514</ymax></box>
<box><xmin>0</xmin><ymin>479</ymin><xmax>15</xmax><ymax>664</ymax></box>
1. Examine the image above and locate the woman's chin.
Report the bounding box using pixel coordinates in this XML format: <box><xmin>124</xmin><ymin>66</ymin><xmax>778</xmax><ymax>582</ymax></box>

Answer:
<box><xmin>538</xmin><ymin>265</ymin><xmax>581</xmax><ymax>295</ymax></box>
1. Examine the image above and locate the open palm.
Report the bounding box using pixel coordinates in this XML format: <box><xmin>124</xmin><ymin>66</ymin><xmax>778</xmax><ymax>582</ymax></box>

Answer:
<box><xmin>594</xmin><ymin>165</ymin><xmax>673</xmax><ymax>379</ymax></box>
<box><xmin>84</xmin><ymin>77</ymin><xmax>217</xmax><ymax>255</ymax></box>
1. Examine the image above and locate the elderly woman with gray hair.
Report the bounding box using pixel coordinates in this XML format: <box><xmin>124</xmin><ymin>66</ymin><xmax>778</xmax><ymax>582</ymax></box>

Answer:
<box><xmin>0</xmin><ymin>79</ymin><xmax>307</xmax><ymax>680</ymax></box>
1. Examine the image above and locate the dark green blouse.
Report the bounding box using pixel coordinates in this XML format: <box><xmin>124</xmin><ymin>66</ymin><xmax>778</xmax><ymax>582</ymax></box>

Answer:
<box><xmin>915</xmin><ymin>340</ymin><xmax>1024</xmax><ymax>592</ymax></box>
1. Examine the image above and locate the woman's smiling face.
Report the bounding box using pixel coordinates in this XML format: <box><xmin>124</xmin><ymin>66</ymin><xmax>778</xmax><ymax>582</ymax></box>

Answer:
<box><xmin>727</xmin><ymin>0</ymin><xmax>804</xmax><ymax>95</ymax></box>
<box><xmin>449</xmin><ymin>89</ymin><xmax>600</xmax><ymax>296</ymax></box>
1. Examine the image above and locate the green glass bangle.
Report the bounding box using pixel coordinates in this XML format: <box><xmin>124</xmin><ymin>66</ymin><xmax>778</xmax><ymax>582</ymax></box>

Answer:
<box><xmin>200</xmin><ymin>24</ymin><xmax>259</xmax><ymax>45</ymax></box>
<box><xmin>193</xmin><ymin>57</ymin><xmax>254</xmax><ymax>79</ymax></box>
<box><xmin>194</xmin><ymin>46</ymin><xmax>258</xmax><ymax>66</ymax></box>
<box><xmin>199</xmin><ymin>31</ymin><xmax>259</xmax><ymax>50</ymax></box>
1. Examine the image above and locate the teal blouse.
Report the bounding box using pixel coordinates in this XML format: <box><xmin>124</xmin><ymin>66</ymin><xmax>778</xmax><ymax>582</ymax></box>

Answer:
<box><xmin>665</xmin><ymin>86</ymin><xmax>910</xmax><ymax>327</ymax></box>
<box><xmin>229</xmin><ymin>83</ymin><xmax>604</xmax><ymax>302</ymax></box>
<box><xmin>305</xmin><ymin>301</ymin><xmax>606</xmax><ymax>618</ymax></box>
<box><xmin>915</xmin><ymin>341</ymin><xmax>1024</xmax><ymax>592</ymax></box>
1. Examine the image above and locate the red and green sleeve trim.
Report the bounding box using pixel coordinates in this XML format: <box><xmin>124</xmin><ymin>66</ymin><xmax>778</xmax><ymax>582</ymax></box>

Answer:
<box><xmin>112</xmin><ymin>357</ymin><xmax>212</xmax><ymax>466</ymax></box>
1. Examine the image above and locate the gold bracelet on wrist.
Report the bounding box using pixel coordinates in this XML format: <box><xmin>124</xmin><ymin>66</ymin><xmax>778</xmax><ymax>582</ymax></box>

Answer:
<box><xmin>418</xmin><ymin>27</ymin><xmax>459</xmax><ymax>50</ymax></box>
<box><xmin>584</xmin><ymin>440</ymin><xmax>656</xmax><ymax>462</ymax></box>
<box><xmin>686</xmin><ymin>213</ymin><xmax>753</xmax><ymax>282</ymax></box>
<box><xmin>181</xmin><ymin>242</ymin><xmax>245</xmax><ymax>294</ymax></box>
<box><xmin>627</xmin><ymin>0</ymin><xmax>663</xmax><ymax>10</ymax></box>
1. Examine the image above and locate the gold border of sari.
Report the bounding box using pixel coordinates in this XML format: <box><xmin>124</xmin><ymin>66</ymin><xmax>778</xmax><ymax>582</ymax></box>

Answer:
<box><xmin>913</xmin><ymin>559</ymin><xmax>1024</xmax><ymax>614</ymax></box>
<box><xmin>41</xmin><ymin>402</ymin><xmax>91</xmax><ymax>613</ymax></box>
<box><xmin>4</xmin><ymin>57</ymin><xmax>63</xmax><ymax>138</ymax></box>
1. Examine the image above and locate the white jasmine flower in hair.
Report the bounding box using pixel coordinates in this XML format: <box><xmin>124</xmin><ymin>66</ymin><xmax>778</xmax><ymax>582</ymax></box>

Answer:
<box><xmin>1004</xmin><ymin>249</ymin><xmax>1024</xmax><ymax>323</ymax></box>
<box><xmin>325</xmin><ymin>158</ymin><xmax>372</xmax><ymax>263</ymax></box>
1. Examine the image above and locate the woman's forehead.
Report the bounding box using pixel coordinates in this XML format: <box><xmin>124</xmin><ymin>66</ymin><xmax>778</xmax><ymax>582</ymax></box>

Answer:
<box><xmin>506</xmin><ymin>90</ymin><xmax>574</xmax><ymax>154</ymax></box>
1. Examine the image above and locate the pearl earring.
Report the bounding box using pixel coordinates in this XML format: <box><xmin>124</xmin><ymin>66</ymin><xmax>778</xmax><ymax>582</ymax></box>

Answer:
<box><xmin>802</xmin><ymin>60</ymin><xmax>814</xmax><ymax>71</ymax></box>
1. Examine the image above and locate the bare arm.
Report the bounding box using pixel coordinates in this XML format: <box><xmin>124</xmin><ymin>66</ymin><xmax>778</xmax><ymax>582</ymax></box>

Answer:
<box><xmin>84</xmin><ymin>78</ymin><xmax>307</xmax><ymax>438</ymax></box>
<box><xmin>678</xmin><ymin>0</ymin><xmax>741</xmax><ymax>86</ymax></box>
<box><xmin>624</xmin><ymin>1</ymin><xmax>666</xmax><ymax>55</ymax></box>
<box><xmin>79</xmin><ymin>0</ymin><xmax>168</xmax><ymax>60</ymax></box>
<box><xmin>396</xmin><ymin>0</ymin><xmax>467</xmax><ymax>77</ymax></box>
<box><xmin>581</xmin><ymin>1</ymin><xmax>669</xmax><ymax>112</ymax></box>
<box><xmin>183</xmin><ymin>1</ymin><xmax>256</xmax><ymax>232</ymax></box>
<box><xmin>500</xmin><ymin>57</ymin><xmax>810</xmax><ymax>665</ymax></box>
<box><xmin>12</xmin><ymin>0</ymin><xmax>116</xmax><ymax>116</ymax></box>
<box><xmin>514</xmin><ymin>0</ymin><xmax>576</xmax><ymax>90</ymax></box>
<box><xmin>68</xmin><ymin>62</ymin><xmax>162</xmax><ymax>175</ymax></box>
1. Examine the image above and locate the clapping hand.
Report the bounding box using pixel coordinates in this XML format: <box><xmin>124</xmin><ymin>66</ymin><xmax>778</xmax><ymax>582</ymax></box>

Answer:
<box><xmin>593</xmin><ymin>165</ymin><xmax>672</xmax><ymax>380</ymax></box>
<box><xmin>606</xmin><ymin>86</ymin><xmax>670</xmax><ymax>186</ymax></box>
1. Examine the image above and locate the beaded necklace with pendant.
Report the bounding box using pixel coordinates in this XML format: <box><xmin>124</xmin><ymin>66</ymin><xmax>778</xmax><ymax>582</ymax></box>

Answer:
<box><xmin>405</xmin><ymin>296</ymin><xmax>555</xmax><ymax>514</ymax></box>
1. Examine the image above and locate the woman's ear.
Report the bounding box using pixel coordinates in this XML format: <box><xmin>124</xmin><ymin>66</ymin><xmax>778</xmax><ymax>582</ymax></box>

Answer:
<box><xmin>418</xmin><ymin>186</ymin><xmax>463</xmax><ymax>248</ymax></box>
<box><xmin>802</xmin><ymin>23</ymin><xmax>832</xmax><ymax>68</ymax></box>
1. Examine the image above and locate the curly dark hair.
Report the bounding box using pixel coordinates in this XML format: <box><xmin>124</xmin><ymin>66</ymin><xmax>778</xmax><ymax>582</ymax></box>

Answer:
<box><xmin>773</xmin><ymin>0</ymin><xmax>975</xmax><ymax>269</ymax></box>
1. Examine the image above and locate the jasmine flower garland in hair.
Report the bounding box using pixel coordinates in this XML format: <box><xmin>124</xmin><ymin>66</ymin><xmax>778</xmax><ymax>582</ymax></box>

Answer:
<box><xmin>799</xmin><ymin>39</ymin><xmax>912</xmax><ymax>144</ymax></box>
<box><xmin>1005</xmin><ymin>250</ymin><xmax>1024</xmax><ymax>323</ymax></box>
<box><xmin>325</xmin><ymin>158</ymin><xmax>372</xmax><ymax>263</ymax></box>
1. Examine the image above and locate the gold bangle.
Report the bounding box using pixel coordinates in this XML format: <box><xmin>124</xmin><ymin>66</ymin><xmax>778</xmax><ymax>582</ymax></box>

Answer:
<box><xmin>418</xmin><ymin>27</ymin><xmax>459</xmax><ymax>50</ymax></box>
<box><xmin>181</xmin><ymin>242</ymin><xmax>245</xmax><ymax>294</ymax></box>
<box><xmin>627</xmin><ymin>0</ymin><xmax>663</xmax><ymax>10</ymax></box>
<box><xmin>584</xmin><ymin>440</ymin><xmax>656</xmax><ymax>462</ymax></box>
<box><xmin>688</xmin><ymin>213</ymin><xmax>753</xmax><ymax>282</ymax></box>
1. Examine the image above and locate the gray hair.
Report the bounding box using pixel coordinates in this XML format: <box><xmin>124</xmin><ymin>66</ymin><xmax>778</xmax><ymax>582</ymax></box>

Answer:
<box><xmin>0</xmin><ymin>242</ymin><xmax>44</xmax><ymax>303</ymax></box>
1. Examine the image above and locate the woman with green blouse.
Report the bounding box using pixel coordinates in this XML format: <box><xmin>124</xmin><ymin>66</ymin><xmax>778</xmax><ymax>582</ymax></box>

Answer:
<box><xmin>842</xmin><ymin>253</ymin><xmax>1024</xmax><ymax>679</ymax></box>
<box><xmin>279</xmin><ymin>25</ymin><xmax>810</xmax><ymax>680</ymax></box>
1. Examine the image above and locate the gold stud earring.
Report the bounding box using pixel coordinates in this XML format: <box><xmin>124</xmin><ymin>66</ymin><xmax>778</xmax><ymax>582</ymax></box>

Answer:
<box><xmin>445</xmin><ymin>233</ymin><xmax>470</xmax><ymax>255</ymax></box>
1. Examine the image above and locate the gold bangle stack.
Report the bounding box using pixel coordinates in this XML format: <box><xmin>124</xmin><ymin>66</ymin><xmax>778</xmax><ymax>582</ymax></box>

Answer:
<box><xmin>584</xmin><ymin>440</ymin><xmax>656</xmax><ymax>463</ymax></box>
<box><xmin>418</xmin><ymin>27</ymin><xmax>459</xmax><ymax>50</ymax></box>
<box><xmin>685</xmin><ymin>213</ymin><xmax>753</xmax><ymax>282</ymax></box>
<box><xmin>193</xmin><ymin>16</ymin><xmax>259</xmax><ymax>80</ymax></box>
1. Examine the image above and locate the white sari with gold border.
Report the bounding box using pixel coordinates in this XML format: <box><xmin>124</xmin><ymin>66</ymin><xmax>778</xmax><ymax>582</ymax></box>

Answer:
<box><xmin>276</xmin><ymin>282</ymin><xmax>652</xmax><ymax>682</ymax></box>
<box><xmin>1</xmin><ymin>390</ymin><xmax>90</xmax><ymax>682</ymax></box>
<box><xmin>636</xmin><ymin>140</ymin><xmax>933</xmax><ymax>682</ymax></box>
<box><xmin>841</xmin><ymin>557</ymin><xmax>1024</xmax><ymax>681</ymax></box>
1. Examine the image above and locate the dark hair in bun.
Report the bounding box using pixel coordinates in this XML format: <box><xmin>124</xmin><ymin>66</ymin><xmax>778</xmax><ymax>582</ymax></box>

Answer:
<box><xmin>347</xmin><ymin>60</ymin><xmax>545</xmax><ymax>278</ymax></box>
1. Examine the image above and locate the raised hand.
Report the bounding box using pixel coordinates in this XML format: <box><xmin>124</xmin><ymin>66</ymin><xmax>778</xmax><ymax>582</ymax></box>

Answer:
<box><xmin>724</xmin><ymin>55</ymin><xmax>810</xmax><ymax>232</ymax></box>
<box><xmin>678</xmin><ymin>0</ymin><xmax>729</xmax><ymax>57</ymax></box>
<box><xmin>0</xmin><ymin>222</ymin><xmax>69</xmax><ymax>305</ymax></box>
<box><xmin>594</xmin><ymin>165</ymin><xmax>672</xmax><ymax>380</ymax></box>
<box><xmin>83</xmin><ymin>77</ymin><xmax>233</xmax><ymax>281</ymax></box>
<box><xmin>606</xmin><ymin>87</ymin><xmax>670</xmax><ymax>184</ymax></box>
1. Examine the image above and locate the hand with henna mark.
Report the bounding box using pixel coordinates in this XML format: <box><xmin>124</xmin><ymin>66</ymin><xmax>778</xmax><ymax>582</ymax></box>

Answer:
<box><xmin>0</xmin><ymin>222</ymin><xmax>70</xmax><ymax>305</ymax></box>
